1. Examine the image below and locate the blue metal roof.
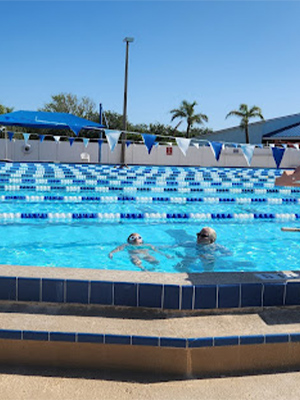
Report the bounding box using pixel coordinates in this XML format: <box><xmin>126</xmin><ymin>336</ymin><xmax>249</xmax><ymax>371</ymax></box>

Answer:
<box><xmin>263</xmin><ymin>122</ymin><xmax>300</xmax><ymax>139</ymax></box>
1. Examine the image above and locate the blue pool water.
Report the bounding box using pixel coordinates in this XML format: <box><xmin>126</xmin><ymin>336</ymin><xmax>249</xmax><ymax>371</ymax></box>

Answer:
<box><xmin>0</xmin><ymin>162</ymin><xmax>298</xmax><ymax>273</ymax></box>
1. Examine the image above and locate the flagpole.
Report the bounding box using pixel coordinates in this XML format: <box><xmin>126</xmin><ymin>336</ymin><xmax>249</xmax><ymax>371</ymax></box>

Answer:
<box><xmin>4</xmin><ymin>128</ymin><xmax>8</xmax><ymax>161</ymax></box>
<box><xmin>121</xmin><ymin>37</ymin><xmax>134</xmax><ymax>168</ymax></box>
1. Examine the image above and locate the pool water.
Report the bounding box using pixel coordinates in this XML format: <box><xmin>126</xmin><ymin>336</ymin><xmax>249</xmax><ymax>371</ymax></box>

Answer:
<box><xmin>0</xmin><ymin>163</ymin><xmax>298</xmax><ymax>273</ymax></box>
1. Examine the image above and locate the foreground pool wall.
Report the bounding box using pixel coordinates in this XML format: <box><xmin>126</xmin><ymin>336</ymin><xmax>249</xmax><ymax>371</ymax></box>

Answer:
<box><xmin>1</xmin><ymin>266</ymin><xmax>300</xmax><ymax>377</ymax></box>
<box><xmin>1</xmin><ymin>140</ymin><xmax>299</xmax><ymax>168</ymax></box>
<box><xmin>1</xmin><ymin>335</ymin><xmax>300</xmax><ymax>377</ymax></box>
<box><xmin>2</xmin><ymin>275</ymin><xmax>300</xmax><ymax>310</ymax></box>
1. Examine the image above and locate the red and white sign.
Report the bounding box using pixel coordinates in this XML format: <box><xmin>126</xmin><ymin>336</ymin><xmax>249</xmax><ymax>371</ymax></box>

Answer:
<box><xmin>166</xmin><ymin>146</ymin><xmax>173</xmax><ymax>156</ymax></box>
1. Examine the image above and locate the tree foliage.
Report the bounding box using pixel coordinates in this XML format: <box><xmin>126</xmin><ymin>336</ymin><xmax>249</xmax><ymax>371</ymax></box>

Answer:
<box><xmin>40</xmin><ymin>93</ymin><xmax>99</xmax><ymax>121</ymax></box>
<box><xmin>0</xmin><ymin>104</ymin><xmax>13</xmax><ymax>115</ymax></box>
<box><xmin>170</xmin><ymin>100</ymin><xmax>209</xmax><ymax>138</ymax></box>
<box><xmin>226</xmin><ymin>104</ymin><xmax>264</xmax><ymax>143</ymax></box>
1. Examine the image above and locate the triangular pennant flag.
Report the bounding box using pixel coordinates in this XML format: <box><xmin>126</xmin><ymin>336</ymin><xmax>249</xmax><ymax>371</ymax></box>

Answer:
<box><xmin>83</xmin><ymin>138</ymin><xmax>89</xmax><ymax>148</ymax></box>
<box><xmin>98</xmin><ymin>139</ymin><xmax>103</xmax><ymax>149</ymax></box>
<box><xmin>256</xmin><ymin>144</ymin><xmax>263</xmax><ymax>149</ymax></box>
<box><xmin>23</xmin><ymin>133</ymin><xmax>30</xmax><ymax>144</ymax></box>
<box><xmin>210</xmin><ymin>141</ymin><xmax>223</xmax><ymax>161</ymax></box>
<box><xmin>141</xmin><ymin>133</ymin><xmax>157</xmax><ymax>154</ymax></box>
<box><xmin>39</xmin><ymin>135</ymin><xmax>45</xmax><ymax>143</ymax></box>
<box><xmin>241</xmin><ymin>144</ymin><xmax>255</xmax><ymax>166</ymax></box>
<box><xmin>105</xmin><ymin>130</ymin><xmax>121</xmax><ymax>152</ymax></box>
<box><xmin>69</xmin><ymin>137</ymin><xmax>75</xmax><ymax>146</ymax></box>
<box><xmin>272</xmin><ymin>147</ymin><xmax>285</xmax><ymax>168</ymax></box>
<box><xmin>269</xmin><ymin>143</ymin><xmax>275</xmax><ymax>148</ymax></box>
<box><xmin>231</xmin><ymin>143</ymin><xmax>238</xmax><ymax>148</ymax></box>
<box><xmin>192</xmin><ymin>142</ymin><xmax>199</xmax><ymax>149</ymax></box>
<box><xmin>175</xmin><ymin>138</ymin><xmax>191</xmax><ymax>156</ymax></box>
<box><xmin>281</xmin><ymin>144</ymin><xmax>288</xmax><ymax>149</ymax></box>
<box><xmin>7</xmin><ymin>131</ymin><xmax>14</xmax><ymax>141</ymax></box>
<box><xmin>69</xmin><ymin>125</ymin><xmax>81</xmax><ymax>136</ymax></box>
<box><xmin>126</xmin><ymin>140</ymin><xmax>132</xmax><ymax>148</ymax></box>
<box><xmin>154</xmin><ymin>142</ymin><xmax>159</xmax><ymax>147</ymax></box>
<box><xmin>293</xmin><ymin>143</ymin><xmax>299</xmax><ymax>150</ymax></box>
<box><xmin>54</xmin><ymin>136</ymin><xmax>60</xmax><ymax>143</ymax></box>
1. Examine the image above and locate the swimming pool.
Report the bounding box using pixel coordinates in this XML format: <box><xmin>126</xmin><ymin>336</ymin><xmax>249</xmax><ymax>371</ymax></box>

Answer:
<box><xmin>0</xmin><ymin>162</ymin><xmax>298</xmax><ymax>273</ymax></box>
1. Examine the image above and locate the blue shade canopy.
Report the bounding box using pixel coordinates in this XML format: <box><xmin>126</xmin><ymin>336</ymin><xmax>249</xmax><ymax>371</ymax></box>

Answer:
<box><xmin>0</xmin><ymin>110</ymin><xmax>104</xmax><ymax>135</ymax></box>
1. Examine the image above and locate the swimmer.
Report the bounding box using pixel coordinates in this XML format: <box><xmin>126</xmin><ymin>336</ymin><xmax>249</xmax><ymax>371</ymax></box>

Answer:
<box><xmin>196</xmin><ymin>227</ymin><xmax>232</xmax><ymax>266</ymax></box>
<box><xmin>197</xmin><ymin>227</ymin><xmax>217</xmax><ymax>245</ymax></box>
<box><xmin>174</xmin><ymin>227</ymin><xmax>232</xmax><ymax>272</ymax></box>
<box><xmin>108</xmin><ymin>233</ymin><xmax>172</xmax><ymax>271</ymax></box>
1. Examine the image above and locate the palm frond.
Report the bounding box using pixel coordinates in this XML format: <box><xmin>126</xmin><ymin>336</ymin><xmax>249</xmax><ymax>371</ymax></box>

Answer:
<box><xmin>226</xmin><ymin>110</ymin><xmax>244</xmax><ymax>119</ymax></box>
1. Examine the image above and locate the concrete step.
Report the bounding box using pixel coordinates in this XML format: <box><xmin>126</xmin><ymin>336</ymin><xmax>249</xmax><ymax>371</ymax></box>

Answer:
<box><xmin>0</xmin><ymin>303</ymin><xmax>300</xmax><ymax>339</ymax></box>
<box><xmin>0</xmin><ymin>303</ymin><xmax>300</xmax><ymax>378</ymax></box>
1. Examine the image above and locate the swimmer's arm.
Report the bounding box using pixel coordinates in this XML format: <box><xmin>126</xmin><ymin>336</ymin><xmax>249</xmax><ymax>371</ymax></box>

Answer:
<box><xmin>147</xmin><ymin>244</ymin><xmax>173</xmax><ymax>259</ymax></box>
<box><xmin>216</xmin><ymin>244</ymin><xmax>232</xmax><ymax>256</ymax></box>
<box><xmin>109</xmin><ymin>244</ymin><xmax>128</xmax><ymax>259</ymax></box>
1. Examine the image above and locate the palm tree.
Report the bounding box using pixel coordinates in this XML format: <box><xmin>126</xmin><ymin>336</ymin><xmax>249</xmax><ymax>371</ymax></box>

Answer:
<box><xmin>170</xmin><ymin>100</ymin><xmax>208</xmax><ymax>138</ymax></box>
<box><xmin>226</xmin><ymin>104</ymin><xmax>264</xmax><ymax>144</ymax></box>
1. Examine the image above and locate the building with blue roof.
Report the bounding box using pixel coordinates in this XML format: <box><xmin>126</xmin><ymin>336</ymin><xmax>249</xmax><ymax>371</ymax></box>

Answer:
<box><xmin>202</xmin><ymin>113</ymin><xmax>300</xmax><ymax>145</ymax></box>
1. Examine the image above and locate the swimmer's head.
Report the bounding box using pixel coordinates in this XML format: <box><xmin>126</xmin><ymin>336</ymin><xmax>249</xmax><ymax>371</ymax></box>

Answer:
<box><xmin>197</xmin><ymin>227</ymin><xmax>216</xmax><ymax>244</ymax></box>
<box><xmin>127</xmin><ymin>233</ymin><xmax>143</xmax><ymax>245</ymax></box>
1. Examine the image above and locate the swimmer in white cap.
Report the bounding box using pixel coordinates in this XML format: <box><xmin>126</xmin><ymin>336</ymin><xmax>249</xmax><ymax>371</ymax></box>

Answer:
<box><xmin>109</xmin><ymin>233</ymin><xmax>171</xmax><ymax>271</ymax></box>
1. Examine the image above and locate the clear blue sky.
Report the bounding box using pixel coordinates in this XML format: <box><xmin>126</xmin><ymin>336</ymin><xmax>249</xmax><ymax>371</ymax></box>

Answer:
<box><xmin>2</xmin><ymin>1</ymin><xmax>300</xmax><ymax>131</ymax></box>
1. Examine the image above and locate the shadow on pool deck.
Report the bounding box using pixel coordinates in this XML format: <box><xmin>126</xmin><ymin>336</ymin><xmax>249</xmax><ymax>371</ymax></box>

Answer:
<box><xmin>1</xmin><ymin>301</ymin><xmax>300</xmax><ymax>328</ymax></box>
<box><xmin>0</xmin><ymin>363</ymin><xmax>299</xmax><ymax>384</ymax></box>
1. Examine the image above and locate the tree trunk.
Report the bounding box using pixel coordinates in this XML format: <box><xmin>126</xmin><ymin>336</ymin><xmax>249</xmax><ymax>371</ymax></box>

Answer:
<box><xmin>186</xmin><ymin>123</ymin><xmax>190</xmax><ymax>138</ymax></box>
<box><xmin>245</xmin><ymin>125</ymin><xmax>250</xmax><ymax>144</ymax></box>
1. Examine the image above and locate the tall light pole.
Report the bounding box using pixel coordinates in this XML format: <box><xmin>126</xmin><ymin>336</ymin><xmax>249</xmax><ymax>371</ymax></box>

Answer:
<box><xmin>121</xmin><ymin>37</ymin><xmax>134</xmax><ymax>167</ymax></box>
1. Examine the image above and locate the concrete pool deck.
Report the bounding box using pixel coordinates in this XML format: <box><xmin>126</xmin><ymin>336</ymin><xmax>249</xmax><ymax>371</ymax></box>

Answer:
<box><xmin>1</xmin><ymin>304</ymin><xmax>300</xmax><ymax>339</ymax></box>
<box><xmin>0</xmin><ymin>264</ymin><xmax>299</xmax><ymax>285</ymax></box>
<box><xmin>1</xmin><ymin>367</ymin><xmax>300</xmax><ymax>400</ymax></box>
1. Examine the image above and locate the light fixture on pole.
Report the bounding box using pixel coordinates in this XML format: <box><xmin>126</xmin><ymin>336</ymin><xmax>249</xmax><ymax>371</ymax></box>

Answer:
<box><xmin>120</xmin><ymin>37</ymin><xmax>134</xmax><ymax>167</ymax></box>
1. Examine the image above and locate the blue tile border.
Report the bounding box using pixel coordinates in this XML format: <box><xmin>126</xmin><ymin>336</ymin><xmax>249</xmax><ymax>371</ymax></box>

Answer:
<box><xmin>132</xmin><ymin>336</ymin><xmax>159</xmax><ymax>346</ymax></box>
<box><xmin>160</xmin><ymin>337</ymin><xmax>187</xmax><ymax>348</ymax></box>
<box><xmin>181</xmin><ymin>286</ymin><xmax>193</xmax><ymax>310</ymax></box>
<box><xmin>90</xmin><ymin>281</ymin><xmax>113</xmax><ymax>305</ymax></box>
<box><xmin>18</xmin><ymin>277</ymin><xmax>40</xmax><ymax>302</ymax></box>
<box><xmin>50</xmin><ymin>332</ymin><xmax>76</xmax><ymax>342</ymax></box>
<box><xmin>290</xmin><ymin>333</ymin><xmax>300</xmax><ymax>342</ymax></box>
<box><xmin>263</xmin><ymin>283</ymin><xmax>285</xmax><ymax>307</ymax></box>
<box><xmin>42</xmin><ymin>279</ymin><xmax>64</xmax><ymax>303</ymax></box>
<box><xmin>240</xmin><ymin>335</ymin><xmax>265</xmax><ymax>345</ymax></box>
<box><xmin>0</xmin><ymin>277</ymin><xmax>16</xmax><ymax>301</ymax></box>
<box><xmin>218</xmin><ymin>285</ymin><xmax>240</xmax><ymax>309</ymax></box>
<box><xmin>23</xmin><ymin>330</ymin><xmax>48</xmax><ymax>341</ymax></box>
<box><xmin>163</xmin><ymin>285</ymin><xmax>180</xmax><ymax>310</ymax></box>
<box><xmin>77</xmin><ymin>333</ymin><xmax>104</xmax><ymax>343</ymax></box>
<box><xmin>138</xmin><ymin>283</ymin><xmax>162</xmax><ymax>308</ymax></box>
<box><xmin>0</xmin><ymin>329</ymin><xmax>297</xmax><ymax>350</ymax></box>
<box><xmin>285</xmin><ymin>282</ymin><xmax>300</xmax><ymax>306</ymax></box>
<box><xmin>241</xmin><ymin>283</ymin><xmax>263</xmax><ymax>308</ymax></box>
<box><xmin>0</xmin><ymin>329</ymin><xmax>22</xmax><ymax>340</ymax></box>
<box><xmin>265</xmin><ymin>334</ymin><xmax>289</xmax><ymax>344</ymax></box>
<box><xmin>188</xmin><ymin>338</ymin><xmax>214</xmax><ymax>348</ymax></box>
<box><xmin>194</xmin><ymin>285</ymin><xmax>217</xmax><ymax>310</ymax></box>
<box><xmin>105</xmin><ymin>334</ymin><xmax>131</xmax><ymax>345</ymax></box>
<box><xmin>66</xmin><ymin>280</ymin><xmax>89</xmax><ymax>304</ymax></box>
<box><xmin>114</xmin><ymin>282</ymin><xmax>137</xmax><ymax>307</ymax></box>
<box><xmin>0</xmin><ymin>275</ymin><xmax>300</xmax><ymax>311</ymax></box>
<box><xmin>214</xmin><ymin>336</ymin><xmax>239</xmax><ymax>347</ymax></box>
